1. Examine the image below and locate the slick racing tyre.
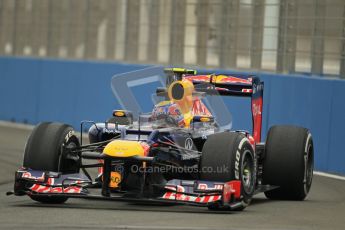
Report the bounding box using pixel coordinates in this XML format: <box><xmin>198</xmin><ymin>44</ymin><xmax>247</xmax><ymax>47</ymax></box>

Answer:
<box><xmin>23</xmin><ymin>122</ymin><xmax>81</xmax><ymax>204</ymax></box>
<box><xmin>263</xmin><ymin>125</ymin><xmax>314</xmax><ymax>200</ymax></box>
<box><xmin>200</xmin><ymin>132</ymin><xmax>256</xmax><ymax>211</ymax></box>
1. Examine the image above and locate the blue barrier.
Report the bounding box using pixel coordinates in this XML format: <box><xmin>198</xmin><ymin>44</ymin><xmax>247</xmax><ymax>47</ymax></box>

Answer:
<box><xmin>0</xmin><ymin>56</ymin><xmax>344</xmax><ymax>175</ymax></box>
<box><xmin>0</xmin><ymin>57</ymin><xmax>147</xmax><ymax>128</ymax></box>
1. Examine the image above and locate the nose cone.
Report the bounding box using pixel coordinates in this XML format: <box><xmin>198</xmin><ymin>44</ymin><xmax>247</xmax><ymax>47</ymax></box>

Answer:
<box><xmin>103</xmin><ymin>140</ymin><xmax>147</xmax><ymax>157</ymax></box>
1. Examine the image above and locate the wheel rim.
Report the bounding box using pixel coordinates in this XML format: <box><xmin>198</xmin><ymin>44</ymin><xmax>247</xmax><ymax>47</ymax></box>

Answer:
<box><xmin>242</xmin><ymin>150</ymin><xmax>255</xmax><ymax>194</ymax></box>
<box><xmin>305</xmin><ymin>143</ymin><xmax>314</xmax><ymax>192</ymax></box>
<box><xmin>58</xmin><ymin>140</ymin><xmax>79</xmax><ymax>173</ymax></box>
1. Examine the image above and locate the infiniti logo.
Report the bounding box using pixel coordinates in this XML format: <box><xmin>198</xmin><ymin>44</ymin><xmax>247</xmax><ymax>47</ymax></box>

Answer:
<box><xmin>185</xmin><ymin>138</ymin><xmax>193</xmax><ymax>150</ymax></box>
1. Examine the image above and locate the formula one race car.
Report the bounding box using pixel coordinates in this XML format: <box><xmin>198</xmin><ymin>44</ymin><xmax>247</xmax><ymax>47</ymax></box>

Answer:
<box><xmin>9</xmin><ymin>68</ymin><xmax>314</xmax><ymax>211</ymax></box>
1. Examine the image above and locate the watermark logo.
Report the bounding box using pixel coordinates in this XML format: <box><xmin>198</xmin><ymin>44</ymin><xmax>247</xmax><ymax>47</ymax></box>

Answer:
<box><xmin>110</xmin><ymin>66</ymin><xmax>233</xmax><ymax>130</ymax></box>
<box><xmin>130</xmin><ymin>164</ymin><xmax>229</xmax><ymax>174</ymax></box>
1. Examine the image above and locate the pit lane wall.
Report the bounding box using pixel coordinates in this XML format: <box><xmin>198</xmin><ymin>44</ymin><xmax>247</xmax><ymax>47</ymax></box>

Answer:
<box><xmin>0</xmin><ymin>56</ymin><xmax>344</xmax><ymax>175</ymax></box>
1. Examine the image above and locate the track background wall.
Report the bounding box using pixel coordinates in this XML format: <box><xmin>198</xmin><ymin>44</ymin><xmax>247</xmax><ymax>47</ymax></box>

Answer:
<box><xmin>0</xmin><ymin>57</ymin><xmax>344</xmax><ymax>174</ymax></box>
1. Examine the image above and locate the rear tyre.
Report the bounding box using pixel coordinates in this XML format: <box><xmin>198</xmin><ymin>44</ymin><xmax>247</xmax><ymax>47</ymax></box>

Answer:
<box><xmin>23</xmin><ymin>122</ymin><xmax>81</xmax><ymax>204</ymax></box>
<box><xmin>200</xmin><ymin>132</ymin><xmax>256</xmax><ymax>211</ymax></box>
<box><xmin>263</xmin><ymin>125</ymin><xmax>314</xmax><ymax>200</ymax></box>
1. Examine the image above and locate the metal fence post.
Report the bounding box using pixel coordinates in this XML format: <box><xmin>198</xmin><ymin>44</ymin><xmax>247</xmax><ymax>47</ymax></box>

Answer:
<box><xmin>67</xmin><ymin>0</ymin><xmax>88</xmax><ymax>59</ymax></box>
<box><xmin>30</xmin><ymin>0</ymin><xmax>49</xmax><ymax>57</ymax></box>
<box><xmin>14</xmin><ymin>0</ymin><xmax>35</xmax><ymax>56</ymax></box>
<box><xmin>196</xmin><ymin>0</ymin><xmax>209</xmax><ymax>67</ymax></box>
<box><xmin>84</xmin><ymin>0</ymin><xmax>104</xmax><ymax>59</ymax></box>
<box><xmin>340</xmin><ymin>3</ymin><xmax>345</xmax><ymax>78</ymax></box>
<box><xmin>46</xmin><ymin>0</ymin><xmax>71</xmax><ymax>58</ymax></box>
<box><xmin>105</xmin><ymin>0</ymin><xmax>119</xmax><ymax>60</ymax></box>
<box><xmin>147</xmin><ymin>0</ymin><xmax>160</xmax><ymax>63</ymax></box>
<box><xmin>0</xmin><ymin>0</ymin><xmax>3</xmax><ymax>55</ymax></box>
<box><xmin>250</xmin><ymin>0</ymin><xmax>265</xmax><ymax>70</ymax></box>
<box><xmin>219</xmin><ymin>0</ymin><xmax>239</xmax><ymax>69</ymax></box>
<box><xmin>46</xmin><ymin>0</ymin><xmax>65</xmax><ymax>57</ymax></box>
<box><xmin>276</xmin><ymin>0</ymin><xmax>298</xmax><ymax>73</ymax></box>
<box><xmin>169</xmin><ymin>0</ymin><xmax>187</xmax><ymax>65</ymax></box>
<box><xmin>124</xmin><ymin>0</ymin><xmax>140</xmax><ymax>62</ymax></box>
<box><xmin>0</xmin><ymin>0</ymin><xmax>17</xmax><ymax>55</ymax></box>
<box><xmin>311</xmin><ymin>0</ymin><xmax>326</xmax><ymax>75</ymax></box>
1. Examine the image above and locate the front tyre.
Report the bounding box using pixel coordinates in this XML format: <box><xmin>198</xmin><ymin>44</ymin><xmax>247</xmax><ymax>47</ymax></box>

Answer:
<box><xmin>200</xmin><ymin>132</ymin><xmax>256</xmax><ymax>211</ymax></box>
<box><xmin>263</xmin><ymin>125</ymin><xmax>314</xmax><ymax>200</ymax></box>
<box><xmin>23</xmin><ymin>122</ymin><xmax>81</xmax><ymax>204</ymax></box>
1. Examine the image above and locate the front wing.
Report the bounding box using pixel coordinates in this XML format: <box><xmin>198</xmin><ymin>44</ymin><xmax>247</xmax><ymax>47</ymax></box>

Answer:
<box><xmin>10</xmin><ymin>168</ymin><xmax>243</xmax><ymax>210</ymax></box>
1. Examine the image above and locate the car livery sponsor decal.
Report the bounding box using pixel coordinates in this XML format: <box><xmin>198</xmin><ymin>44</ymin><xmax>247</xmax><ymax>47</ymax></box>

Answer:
<box><xmin>197</xmin><ymin>183</ymin><xmax>223</xmax><ymax>190</ymax></box>
<box><xmin>242</xmin><ymin>88</ymin><xmax>253</xmax><ymax>93</ymax></box>
<box><xmin>235</xmin><ymin>138</ymin><xmax>249</xmax><ymax>180</ymax></box>
<box><xmin>162</xmin><ymin>192</ymin><xmax>221</xmax><ymax>203</ymax></box>
<box><xmin>162</xmin><ymin>185</ymin><xmax>221</xmax><ymax>203</ymax></box>
<box><xmin>30</xmin><ymin>184</ymin><xmax>83</xmax><ymax>194</ymax></box>
<box><xmin>29</xmin><ymin>178</ymin><xmax>83</xmax><ymax>194</ymax></box>
<box><xmin>192</xmin><ymin>98</ymin><xmax>211</xmax><ymax>116</ymax></box>
<box><xmin>26</xmin><ymin>175</ymin><xmax>86</xmax><ymax>194</ymax></box>
<box><xmin>223</xmin><ymin>180</ymin><xmax>241</xmax><ymax>202</ymax></box>
<box><xmin>184</xmin><ymin>75</ymin><xmax>252</xmax><ymax>85</ymax></box>
<box><xmin>21</xmin><ymin>172</ymin><xmax>45</xmax><ymax>182</ymax></box>
<box><xmin>184</xmin><ymin>138</ymin><xmax>194</xmax><ymax>150</ymax></box>
<box><xmin>139</xmin><ymin>141</ymin><xmax>150</xmax><ymax>156</ymax></box>
<box><xmin>64</xmin><ymin>130</ymin><xmax>74</xmax><ymax>143</ymax></box>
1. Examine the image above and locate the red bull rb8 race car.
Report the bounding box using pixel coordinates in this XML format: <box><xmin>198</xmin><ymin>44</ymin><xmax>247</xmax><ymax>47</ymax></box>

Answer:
<box><xmin>8</xmin><ymin>68</ymin><xmax>314</xmax><ymax>211</ymax></box>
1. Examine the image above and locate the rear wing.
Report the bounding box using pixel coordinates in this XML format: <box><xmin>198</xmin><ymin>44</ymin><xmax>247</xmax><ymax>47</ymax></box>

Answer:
<box><xmin>164</xmin><ymin>68</ymin><xmax>261</xmax><ymax>97</ymax></box>
<box><xmin>163</xmin><ymin>68</ymin><xmax>264</xmax><ymax>142</ymax></box>
<box><xmin>183</xmin><ymin>74</ymin><xmax>258</xmax><ymax>97</ymax></box>
<box><xmin>185</xmin><ymin>74</ymin><xmax>264</xmax><ymax>142</ymax></box>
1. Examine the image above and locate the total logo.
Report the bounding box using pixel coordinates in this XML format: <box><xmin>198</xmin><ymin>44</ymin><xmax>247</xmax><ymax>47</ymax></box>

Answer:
<box><xmin>252</xmin><ymin>103</ymin><xmax>262</xmax><ymax>116</ymax></box>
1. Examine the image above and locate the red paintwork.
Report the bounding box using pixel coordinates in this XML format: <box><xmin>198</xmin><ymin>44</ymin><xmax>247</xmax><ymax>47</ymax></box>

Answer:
<box><xmin>184</xmin><ymin>75</ymin><xmax>252</xmax><ymax>85</ymax></box>
<box><xmin>192</xmin><ymin>98</ymin><xmax>211</xmax><ymax>116</ymax></box>
<box><xmin>252</xmin><ymin>97</ymin><xmax>263</xmax><ymax>143</ymax></box>
<box><xmin>140</xmin><ymin>142</ymin><xmax>150</xmax><ymax>156</ymax></box>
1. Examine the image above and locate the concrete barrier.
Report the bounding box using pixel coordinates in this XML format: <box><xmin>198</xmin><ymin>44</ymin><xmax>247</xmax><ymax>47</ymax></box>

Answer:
<box><xmin>0</xmin><ymin>56</ymin><xmax>344</xmax><ymax>174</ymax></box>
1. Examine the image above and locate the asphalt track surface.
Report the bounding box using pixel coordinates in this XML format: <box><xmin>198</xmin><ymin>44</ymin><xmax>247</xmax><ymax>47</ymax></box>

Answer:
<box><xmin>1</xmin><ymin>122</ymin><xmax>345</xmax><ymax>230</ymax></box>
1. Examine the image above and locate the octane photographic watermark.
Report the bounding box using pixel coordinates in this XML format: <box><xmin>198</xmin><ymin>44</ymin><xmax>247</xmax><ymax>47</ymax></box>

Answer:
<box><xmin>130</xmin><ymin>164</ymin><xmax>229</xmax><ymax>174</ymax></box>
<box><xmin>110</xmin><ymin>67</ymin><xmax>234</xmax><ymax>177</ymax></box>
<box><xmin>111</xmin><ymin>66</ymin><xmax>233</xmax><ymax>130</ymax></box>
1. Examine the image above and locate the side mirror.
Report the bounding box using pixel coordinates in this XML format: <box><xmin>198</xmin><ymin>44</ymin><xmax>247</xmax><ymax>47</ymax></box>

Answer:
<box><xmin>156</xmin><ymin>87</ymin><xmax>168</xmax><ymax>97</ymax></box>
<box><xmin>192</xmin><ymin>116</ymin><xmax>214</xmax><ymax>124</ymax></box>
<box><xmin>107</xmin><ymin>110</ymin><xmax>133</xmax><ymax>125</ymax></box>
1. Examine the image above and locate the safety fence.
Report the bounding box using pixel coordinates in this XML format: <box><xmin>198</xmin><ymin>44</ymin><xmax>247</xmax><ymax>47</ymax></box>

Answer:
<box><xmin>1</xmin><ymin>0</ymin><xmax>345</xmax><ymax>77</ymax></box>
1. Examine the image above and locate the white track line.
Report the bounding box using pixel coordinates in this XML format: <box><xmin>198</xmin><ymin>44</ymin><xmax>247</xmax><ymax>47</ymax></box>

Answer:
<box><xmin>314</xmin><ymin>171</ymin><xmax>345</xmax><ymax>181</ymax></box>
<box><xmin>0</xmin><ymin>120</ymin><xmax>88</xmax><ymax>140</ymax></box>
<box><xmin>1</xmin><ymin>121</ymin><xmax>345</xmax><ymax>181</ymax></box>
<box><xmin>0</xmin><ymin>121</ymin><xmax>34</xmax><ymax>130</ymax></box>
